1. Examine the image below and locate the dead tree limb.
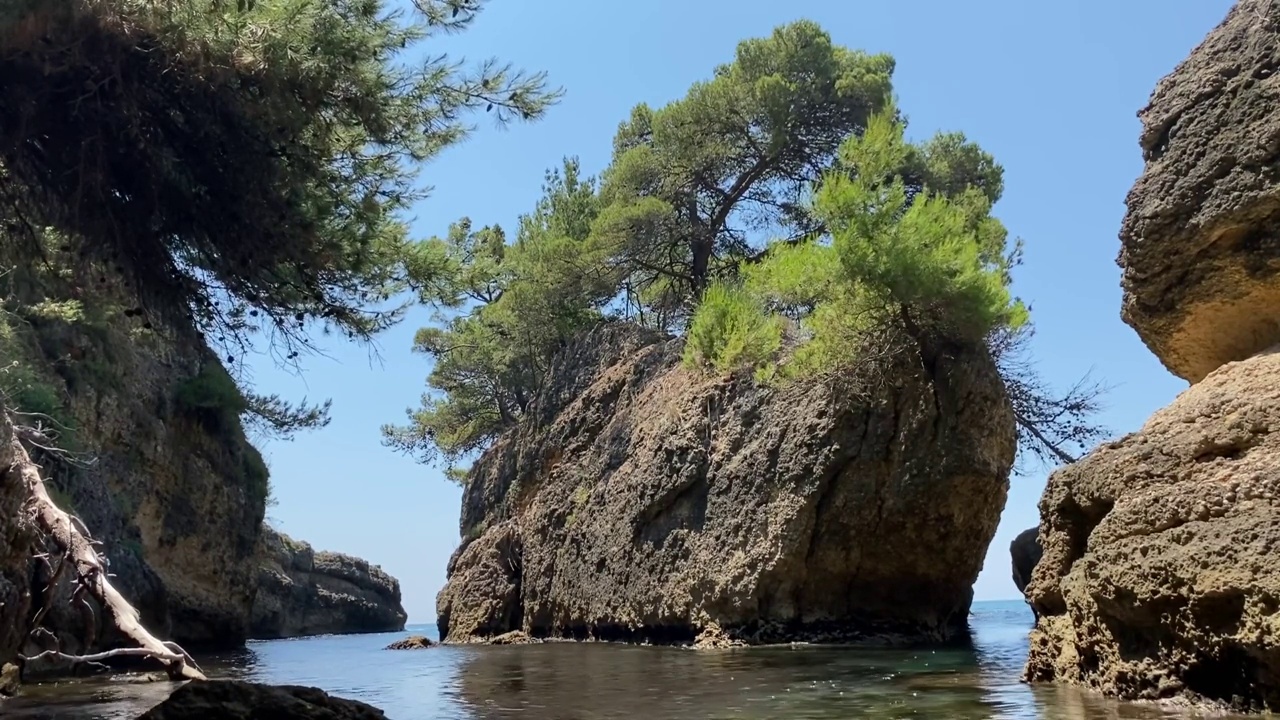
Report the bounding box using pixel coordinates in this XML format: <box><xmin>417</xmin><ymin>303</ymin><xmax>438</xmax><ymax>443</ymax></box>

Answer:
<box><xmin>3</xmin><ymin>422</ymin><xmax>205</xmax><ymax>681</ymax></box>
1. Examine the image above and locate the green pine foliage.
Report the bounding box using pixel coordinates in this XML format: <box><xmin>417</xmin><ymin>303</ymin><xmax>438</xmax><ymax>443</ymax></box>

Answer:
<box><xmin>685</xmin><ymin>105</ymin><xmax>1029</xmax><ymax>377</ymax></box>
<box><xmin>387</xmin><ymin>21</ymin><xmax>1107</xmax><ymax>476</ymax></box>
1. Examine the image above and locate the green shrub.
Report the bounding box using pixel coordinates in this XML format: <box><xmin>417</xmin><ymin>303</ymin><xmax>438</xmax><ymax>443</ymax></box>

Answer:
<box><xmin>682</xmin><ymin>282</ymin><xmax>783</xmax><ymax>374</ymax></box>
<box><xmin>241</xmin><ymin>445</ymin><xmax>271</xmax><ymax>510</ymax></box>
<box><xmin>175</xmin><ymin>363</ymin><xmax>247</xmax><ymax>433</ymax></box>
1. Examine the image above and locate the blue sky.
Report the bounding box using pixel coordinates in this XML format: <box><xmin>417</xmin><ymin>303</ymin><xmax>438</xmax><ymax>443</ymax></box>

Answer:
<box><xmin>245</xmin><ymin>0</ymin><xmax>1234</xmax><ymax>622</ymax></box>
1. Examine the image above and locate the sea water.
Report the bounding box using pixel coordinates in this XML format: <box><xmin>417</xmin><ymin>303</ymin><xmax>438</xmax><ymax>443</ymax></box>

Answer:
<box><xmin>2</xmin><ymin>600</ymin><xmax>1247</xmax><ymax>719</ymax></box>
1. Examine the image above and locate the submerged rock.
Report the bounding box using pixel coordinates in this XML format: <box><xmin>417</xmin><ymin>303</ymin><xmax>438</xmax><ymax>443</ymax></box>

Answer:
<box><xmin>437</xmin><ymin>322</ymin><xmax>1016</xmax><ymax>646</ymax></box>
<box><xmin>1009</xmin><ymin>527</ymin><xmax>1041</xmax><ymax>596</ymax></box>
<box><xmin>1118</xmin><ymin>0</ymin><xmax>1280</xmax><ymax>383</ymax></box>
<box><xmin>1024</xmin><ymin>349</ymin><xmax>1280</xmax><ymax>711</ymax></box>
<box><xmin>250</xmin><ymin>526</ymin><xmax>407</xmax><ymax>640</ymax></box>
<box><xmin>385</xmin><ymin>635</ymin><xmax>433</xmax><ymax>650</ymax></box>
<box><xmin>136</xmin><ymin>680</ymin><xmax>386</xmax><ymax>719</ymax></box>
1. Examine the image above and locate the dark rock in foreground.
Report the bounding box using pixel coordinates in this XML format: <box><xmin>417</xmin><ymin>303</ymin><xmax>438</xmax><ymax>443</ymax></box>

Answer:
<box><xmin>250</xmin><ymin>526</ymin><xmax>407</xmax><ymax>640</ymax></box>
<box><xmin>438</xmin><ymin>322</ymin><xmax>1016</xmax><ymax>646</ymax></box>
<box><xmin>137</xmin><ymin>680</ymin><xmax>386</xmax><ymax>720</ymax></box>
<box><xmin>1025</xmin><ymin>349</ymin><xmax>1280</xmax><ymax>712</ymax></box>
<box><xmin>1009</xmin><ymin>527</ymin><xmax>1041</xmax><ymax>596</ymax></box>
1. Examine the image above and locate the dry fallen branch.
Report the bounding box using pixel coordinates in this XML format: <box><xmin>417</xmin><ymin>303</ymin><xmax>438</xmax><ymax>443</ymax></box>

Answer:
<box><xmin>3</xmin><ymin>415</ymin><xmax>205</xmax><ymax>681</ymax></box>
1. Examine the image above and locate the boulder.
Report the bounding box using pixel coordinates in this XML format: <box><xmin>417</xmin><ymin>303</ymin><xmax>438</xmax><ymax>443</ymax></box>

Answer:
<box><xmin>136</xmin><ymin>680</ymin><xmax>385</xmax><ymax>720</ymax></box>
<box><xmin>1024</xmin><ymin>348</ymin><xmax>1280</xmax><ymax>712</ymax></box>
<box><xmin>1009</xmin><ymin>526</ymin><xmax>1042</xmax><ymax>596</ymax></box>
<box><xmin>1118</xmin><ymin>0</ymin><xmax>1280</xmax><ymax>383</ymax></box>
<box><xmin>384</xmin><ymin>635</ymin><xmax>433</xmax><ymax>650</ymax></box>
<box><xmin>250</xmin><ymin>526</ymin><xmax>407</xmax><ymax>639</ymax></box>
<box><xmin>437</xmin><ymin>322</ymin><xmax>1016</xmax><ymax>645</ymax></box>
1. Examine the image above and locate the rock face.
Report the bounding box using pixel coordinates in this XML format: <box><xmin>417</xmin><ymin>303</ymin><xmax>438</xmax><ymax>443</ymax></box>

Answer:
<box><xmin>137</xmin><ymin>680</ymin><xmax>387</xmax><ymax>720</ymax></box>
<box><xmin>250</xmin><ymin>525</ymin><xmax>407</xmax><ymax>639</ymax></box>
<box><xmin>1118</xmin><ymin>0</ymin><xmax>1280</xmax><ymax>383</ymax></box>
<box><xmin>25</xmin><ymin>325</ymin><xmax>266</xmax><ymax>654</ymax></box>
<box><xmin>1024</xmin><ymin>349</ymin><xmax>1280</xmax><ymax>711</ymax></box>
<box><xmin>437</xmin><ymin>322</ymin><xmax>1016</xmax><ymax>645</ymax></box>
<box><xmin>1009</xmin><ymin>526</ymin><xmax>1041</xmax><ymax>596</ymax></box>
<box><xmin>1024</xmin><ymin>2</ymin><xmax>1280</xmax><ymax>711</ymax></box>
<box><xmin>0</xmin><ymin>273</ymin><xmax>271</xmax><ymax>674</ymax></box>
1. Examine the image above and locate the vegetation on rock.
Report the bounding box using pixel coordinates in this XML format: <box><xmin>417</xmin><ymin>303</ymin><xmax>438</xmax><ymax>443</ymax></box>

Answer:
<box><xmin>0</xmin><ymin>0</ymin><xmax>555</xmax><ymax>685</ymax></box>
<box><xmin>384</xmin><ymin>21</ymin><xmax>1106</xmax><ymax>478</ymax></box>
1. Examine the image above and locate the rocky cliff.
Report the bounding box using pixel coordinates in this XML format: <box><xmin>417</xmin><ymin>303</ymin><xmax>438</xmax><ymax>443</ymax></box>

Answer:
<box><xmin>251</xmin><ymin>525</ymin><xmax>407</xmax><ymax>639</ymax></box>
<box><xmin>1025</xmin><ymin>349</ymin><xmax>1280</xmax><ymax>710</ymax></box>
<box><xmin>437</xmin><ymin>322</ymin><xmax>1017</xmax><ymax>645</ymax></box>
<box><xmin>0</xmin><ymin>272</ymin><xmax>269</xmax><ymax>674</ymax></box>
<box><xmin>1025</xmin><ymin>0</ymin><xmax>1280</xmax><ymax>711</ymax></box>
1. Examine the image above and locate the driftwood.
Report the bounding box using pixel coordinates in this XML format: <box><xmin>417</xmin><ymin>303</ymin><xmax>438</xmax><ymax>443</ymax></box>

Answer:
<box><xmin>2</xmin><ymin>417</ymin><xmax>205</xmax><ymax>681</ymax></box>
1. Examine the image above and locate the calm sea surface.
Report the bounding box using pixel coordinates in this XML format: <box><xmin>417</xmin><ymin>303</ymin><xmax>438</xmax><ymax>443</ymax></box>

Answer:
<box><xmin>3</xmin><ymin>600</ymin><xmax>1248</xmax><ymax>719</ymax></box>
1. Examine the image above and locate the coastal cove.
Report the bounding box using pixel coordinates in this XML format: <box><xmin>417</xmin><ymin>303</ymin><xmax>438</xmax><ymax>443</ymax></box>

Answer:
<box><xmin>2</xmin><ymin>0</ymin><xmax>1276</xmax><ymax>716</ymax></box>
<box><xmin>2</xmin><ymin>601</ymin><xmax>1252</xmax><ymax>719</ymax></box>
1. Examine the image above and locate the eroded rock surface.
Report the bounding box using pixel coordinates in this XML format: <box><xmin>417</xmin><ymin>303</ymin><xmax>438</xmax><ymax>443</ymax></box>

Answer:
<box><xmin>437</xmin><ymin>322</ymin><xmax>1016</xmax><ymax>646</ymax></box>
<box><xmin>136</xmin><ymin>680</ymin><xmax>386</xmax><ymax>720</ymax></box>
<box><xmin>1119</xmin><ymin>0</ymin><xmax>1280</xmax><ymax>382</ymax></box>
<box><xmin>1010</xmin><ymin>526</ymin><xmax>1042</xmax><ymax>596</ymax></box>
<box><xmin>250</xmin><ymin>526</ymin><xmax>406</xmax><ymax>639</ymax></box>
<box><xmin>1025</xmin><ymin>349</ymin><xmax>1280</xmax><ymax>712</ymax></box>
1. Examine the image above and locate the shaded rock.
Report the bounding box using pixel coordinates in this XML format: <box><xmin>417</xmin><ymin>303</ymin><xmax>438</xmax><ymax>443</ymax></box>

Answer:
<box><xmin>1118</xmin><ymin>0</ymin><xmax>1280</xmax><ymax>382</ymax></box>
<box><xmin>1024</xmin><ymin>348</ymin><xmax>1280</xmax><ymax>712</ymax></box>
<box><xmin>4</xmin><ymin>281</ymin><xmax>269</xmax><ymax>656</ymax></box>
<box><xmin>384</xmin><ymin>635</ymin><xmax>433</xmax><ymax>650</ymax></box>
<box><xmin>1009</xmin><ymin>526</ymin><xmax>1042</xmax><ymax>595</ymax></box>
<box><xmin>436</xmin><ymin>523</ymin><xmax>522</xmax><ymax>641</ymax></box>
<box><xmin>250</xmin><ymin>526</ymin><xmax>406</xmax><ymax>639</ymax></box>
<box><xmin>437</xmin><ymin>321</ymin><xmax>1016</xmax><ymax>646</ymax></box>
<box><xmin>136</xmin><ymin>680</ymin><xmax>386</xmax><ymax>719</ymax></box>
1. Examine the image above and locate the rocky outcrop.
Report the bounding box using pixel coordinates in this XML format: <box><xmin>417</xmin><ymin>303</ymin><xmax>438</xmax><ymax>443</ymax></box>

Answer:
<box><xmin>1024</xmin><ymin>349</ymin><xmax>1280</xmax><ymax>711</ymax></box>
<box><xmin>1009</xmin><ymin>527</ymin><xmax>1041</xmax><ymax>596</ymax></box>
<box><xmin>437</xmin><ymin>322</ymin><xmax>1017</xmax><ymax>646</ymax></box>
<box><xmin>250</xmin><ymin>526</ymin><xmax>407</xmax><ymax>639</ymax></box>
<box><xmin>1023</xmin><ymin>2</ymin><xmax>1280</xmax><ymax>712</ymax></box>
<box><xmin>25</xmin><ymin>326</ymin><xmax>265</xmax><ymax>655</ymax></box>
<box><xmin>1118</xmin><ymin>0</ymin><xmax>1280</xmax><ymax>383</ymax></box>
<box><xmin>137</xmin><ymin>681</ymin><xmax>387</xmax><ymax>720</ymax></box>
<box><xmin>0</xmin><ymin>272</ymin><xmax>271</xmax><ymax>675</ymax></box>
<box><xmin>385</xmin><ymin>635</ymin><xmax>433</xmax><ymax>650</ymax></box>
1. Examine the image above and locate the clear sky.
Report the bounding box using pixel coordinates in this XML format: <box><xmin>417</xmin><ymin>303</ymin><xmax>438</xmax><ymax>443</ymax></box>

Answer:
<box><xmin>244</xmin><ymin>0</ymin><xmax>1235</xmax><ymax>622</ymax></box>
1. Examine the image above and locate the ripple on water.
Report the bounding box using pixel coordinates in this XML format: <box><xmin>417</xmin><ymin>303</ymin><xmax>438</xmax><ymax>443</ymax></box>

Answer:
<box><xmin>0</xmin><ymin>602</ymin><xmax>1259</xmax><ymax>719</ymax></box>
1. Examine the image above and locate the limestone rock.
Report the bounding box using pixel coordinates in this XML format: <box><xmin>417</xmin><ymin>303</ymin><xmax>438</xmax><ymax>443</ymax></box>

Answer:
<box><xmin>1009</xmin><ymin>526</ymin><xmax>1042</xmax><ymax>596</ymax></box>
<box><xmin>1119</xmin><ymin>0</ymin><xmax>1280</xmax><ymax>382</ymax></box>
<box><xmin>250</xmin><ymin>526</ymin><xmax>407</xmax><ymax>639</ymax></box>
<box><xmin>1024</xmin><ymin>348</ymin><xmax>1280</xmax><ymax>712</ymax></box>
<box><xmin>136</xmin><ymin>680</ymin><xmax>386</xmax><ymax>720</ymax></box>
<box><xmin>437</xmin><ymin>322</ymin><xmax>1016</xmax><ymax>645</ymax></box>
<box><xmin>384</xmin><ymin>635</ymin><xmax>433</xmax><ymax>650</ymax></box>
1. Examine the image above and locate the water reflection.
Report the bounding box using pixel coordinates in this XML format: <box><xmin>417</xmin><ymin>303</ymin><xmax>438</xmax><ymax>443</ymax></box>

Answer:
<box><xmin>0</xmin><ymin>603</ymin><xmax>1257</xmax><ymax>719</ymax></box>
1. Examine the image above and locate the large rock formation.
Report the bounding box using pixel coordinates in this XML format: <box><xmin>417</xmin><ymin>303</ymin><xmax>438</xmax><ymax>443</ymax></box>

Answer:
<box><xmin>437</xmin><ymin>322</ymin><xmax>1017</xmax><ymax>645</ymax></box>
<box><xmin>1009</xmin><ymin>526</ymin><xmax>1041</xmax><ymax>596</ymax></box>
<box><xmin>1118</xmin><ymin>0</ymin><xmax>1280</xmax><ymax>383</ymax></box>
<box><xmin>250</xmin><ymin>525</ymin><xmax>407</xmax><ymax>639</ymax></box>
<box><xmin>1025</xmin><ymin>3</ymin><xmax>1280</xmax><ymax>710</ymax></box>
<box><xmin>0</xmin><ymin>276</ymin><xmax>270</xmax><ymax>678</ymax></box>
<box><xmin>1025</xmin><ymin>349</ymin><xmax>1280</xmax><ymax>711</ymax></box>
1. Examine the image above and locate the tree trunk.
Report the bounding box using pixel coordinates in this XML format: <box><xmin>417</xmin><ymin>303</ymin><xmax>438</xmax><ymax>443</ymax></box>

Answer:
<box><xmin>0</xmin><ymin>413</ymin><xmax>205</xmax><ymax>682</ymax></box>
